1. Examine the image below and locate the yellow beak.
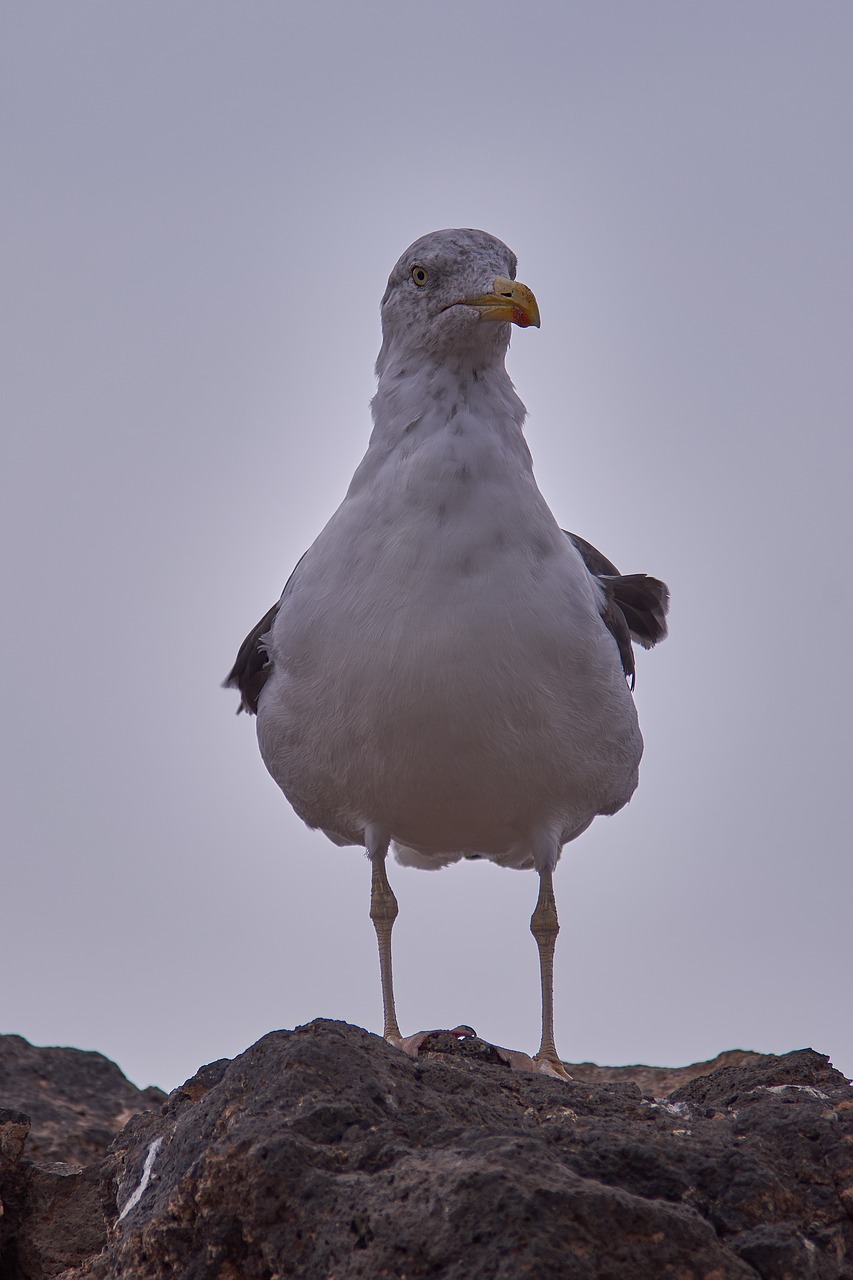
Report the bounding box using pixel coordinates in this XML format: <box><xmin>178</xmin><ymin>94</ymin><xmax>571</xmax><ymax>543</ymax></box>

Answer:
<box><xmin>461</xmin><ymin>276</ymin><xmax>540</xmax><ymax>328</ymax></box>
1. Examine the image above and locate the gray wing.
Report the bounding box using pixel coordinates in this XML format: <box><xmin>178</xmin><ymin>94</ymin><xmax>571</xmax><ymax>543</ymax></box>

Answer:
<box><xmin>564</xmin><ymin>531</ymin><xmax>669</xmax><ymax>689</ymax></box>
<box><xmin>223</xmin><ymin>552</ymin><xmax>307</xmax><ymax>715</ymax></box>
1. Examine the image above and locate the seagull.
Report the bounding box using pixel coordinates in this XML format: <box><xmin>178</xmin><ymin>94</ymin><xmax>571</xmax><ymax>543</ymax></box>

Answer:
<box><xmin>226</xmin><ymin>228</ymin><xmax>668</xmax><ymax>1076</ymax></box>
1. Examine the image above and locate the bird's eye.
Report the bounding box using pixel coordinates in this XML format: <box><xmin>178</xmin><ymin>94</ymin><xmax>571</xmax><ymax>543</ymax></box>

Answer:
<box><xmin>411</xmin><ymin>266</ymin><xmax>428</xmax><ymax>286</ymax></box>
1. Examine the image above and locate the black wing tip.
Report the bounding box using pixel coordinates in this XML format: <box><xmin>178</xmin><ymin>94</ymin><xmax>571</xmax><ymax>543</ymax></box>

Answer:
<box><xmin>224</xmin><ymin>662</ymin><xmax>269</xmax><ymax>717</ymax></box>
<box><xmin>610</xmin><ymin>574</ymin><xmax>669</xmax><ymax>649</ymax></box>
<box><xmin>224</xmin><ymin>600</ymin><xmax>280</xmax><ymax>717</ymax></box>
<box><xmin>222</xmin><ymin>670</ymin><xmax>250</xmax><ymax>714</ymax></box>
<box><xmin>563</xmin><ymin>529</ymin><xmax>670</xmax><ymax>684</ymax></box>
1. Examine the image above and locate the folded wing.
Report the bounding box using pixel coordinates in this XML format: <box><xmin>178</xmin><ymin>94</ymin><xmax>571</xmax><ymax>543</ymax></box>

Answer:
<box><xmin>564</xmin><ymin>531</ymin><xmax>669</xmax><ymax>690</ymax></box>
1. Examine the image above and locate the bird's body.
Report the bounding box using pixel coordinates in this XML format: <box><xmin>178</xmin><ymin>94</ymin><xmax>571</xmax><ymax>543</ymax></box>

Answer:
<box><xmin>257</xmin><ymin>352</ymin><xmax>641</xmax><ymax>868</ymax></box>
<box><xmin>227</xmin><ymin>228</ymin><xmax>668</xmax><ymax>1072</ymax></box>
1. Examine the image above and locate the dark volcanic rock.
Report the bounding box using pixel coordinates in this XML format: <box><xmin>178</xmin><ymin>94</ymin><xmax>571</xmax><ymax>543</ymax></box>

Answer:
<box><xmin>0</xmin><ymin>1034</ymin><xmax>165</xmax><ymax>1167</ymax></box>
<box><xmin>1</xmin><ymin>1022</ymin><xmax>852</xmax><ymax>1279</ymax></box>
<box><xmin>0</xmin><ymin>1036</ymin><xmax>164</xmax><ymax>1279</ymax></box>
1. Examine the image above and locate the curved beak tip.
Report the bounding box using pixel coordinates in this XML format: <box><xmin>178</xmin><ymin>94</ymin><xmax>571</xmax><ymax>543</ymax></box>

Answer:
<box><xmin>463</xmin><ymin>276</ymin><xmax>540</xmax><ymax>329</ymax></box>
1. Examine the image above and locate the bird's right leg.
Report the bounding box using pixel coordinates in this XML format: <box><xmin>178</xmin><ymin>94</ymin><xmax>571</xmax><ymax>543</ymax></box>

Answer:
<box><xmin>531</xmin><ymin>862</ymin><xmax>571</xmax><ymax>1079</ymax></box>
<box><xmin>366</xmin><ymin>827</ymin><xmax>402</xmax><ymax>1043</ymax></box>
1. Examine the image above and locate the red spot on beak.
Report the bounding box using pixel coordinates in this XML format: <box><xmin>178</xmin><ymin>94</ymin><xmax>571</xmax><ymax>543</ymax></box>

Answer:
<box><xmin>512</xmin><ymin>306</ymin><xmax>531</xmax><ymax>328</ymax></box>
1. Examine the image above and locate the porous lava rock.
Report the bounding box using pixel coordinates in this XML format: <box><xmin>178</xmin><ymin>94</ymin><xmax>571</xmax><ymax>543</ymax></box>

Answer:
<box><xmin>1</xmin><ymin>1022</ymin><xmax>852</xmax><ymax>1279</ymax></box>
<box><xmin>0</xmin><ymin>1033</ymin><xmax>164</xmax><ymax>1280</ymax></box>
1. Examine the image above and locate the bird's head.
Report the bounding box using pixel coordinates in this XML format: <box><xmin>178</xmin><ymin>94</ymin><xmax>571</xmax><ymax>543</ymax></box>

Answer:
<box><xmin>376</xmin><ymin>228</ymin><xmax>539</xmax><ymax>377</ymax></box>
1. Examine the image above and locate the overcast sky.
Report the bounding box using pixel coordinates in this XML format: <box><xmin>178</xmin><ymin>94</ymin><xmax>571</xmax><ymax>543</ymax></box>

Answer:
<box><xmin>3</xmin><ymin>2</ymin><xmax>851</xmax><ymax>1092</ymax></box>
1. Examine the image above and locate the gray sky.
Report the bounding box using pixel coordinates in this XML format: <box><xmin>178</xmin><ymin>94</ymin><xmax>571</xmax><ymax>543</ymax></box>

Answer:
<box><xmin>3</xmin><ymin>2</ymin><xmax>851</xmax><ymax>1092</ymax></box>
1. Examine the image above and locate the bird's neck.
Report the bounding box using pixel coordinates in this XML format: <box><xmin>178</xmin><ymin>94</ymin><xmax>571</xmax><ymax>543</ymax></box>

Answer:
<box><xmin>343</xmin><ymin>352</ymin><xmax>535</xmax><ymax>504</ymax></box>
<box><xmin>369</xmin><ymin>351</ymin><xmax>528</xmax><ymax>452</ymax></box>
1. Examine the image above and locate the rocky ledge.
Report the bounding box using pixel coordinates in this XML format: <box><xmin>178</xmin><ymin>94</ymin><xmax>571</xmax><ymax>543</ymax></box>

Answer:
<box><xmin>1</xmin><ymin>1022</ymin><xmax>852</xmax><ymax>1279</ymax></box>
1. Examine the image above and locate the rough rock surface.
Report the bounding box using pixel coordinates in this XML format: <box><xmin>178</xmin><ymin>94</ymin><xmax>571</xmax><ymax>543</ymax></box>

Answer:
<box><xmin>1</xmin><ymin>1022</ymin><xmax>852</xmax><ymax>1279</ymax></box>
<box><xmin>0</xmin><ymin>1035</ymin><xmax>164</xmax><ymax>1279</ymax></box>
<box><xmin>0</xmin><ymin>1034</ymin><xmax>165</xmax><ymax>1167</ymax></box>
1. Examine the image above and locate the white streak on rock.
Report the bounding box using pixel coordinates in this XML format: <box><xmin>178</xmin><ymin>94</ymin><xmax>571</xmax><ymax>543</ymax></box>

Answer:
<box><xmin>118</xmin><ymin>1136</ymin><xmax>164</xmax><ymax>1222</ymax></box>
<box><xmin>764</xmin><ymin>1084</ymin><xmax>830</xmax><ymax>1100</ymax></box>
<box><xmin>646</xmin><ymin>1099</ymin><xmax>690</xmax><ymax>1118</ymax></box>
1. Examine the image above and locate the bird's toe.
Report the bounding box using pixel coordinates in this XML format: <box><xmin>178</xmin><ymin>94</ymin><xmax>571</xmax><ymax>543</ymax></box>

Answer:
<box><xmin>533</xmin><ymin>1052</ymin><xmax>573</xmax><ymax>1080</ymax></box>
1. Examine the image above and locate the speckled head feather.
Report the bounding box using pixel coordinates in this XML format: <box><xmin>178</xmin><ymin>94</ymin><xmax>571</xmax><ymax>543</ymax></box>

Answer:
<box><xmin>376</xmin><ymin>228</ymin><xmax>520</xmax><ymax>376</ymax></box>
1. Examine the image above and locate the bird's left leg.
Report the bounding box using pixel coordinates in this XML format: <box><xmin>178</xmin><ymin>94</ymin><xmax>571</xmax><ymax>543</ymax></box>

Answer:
<box><xmin>530</xmin><ymin>865</ymin><xmax>571</xmax><ymax>1079</ymax></box>
<box><xmin>367</xmin><ymin>827</ymin><xmax>403</xmax><ymax>1044</ymax></box>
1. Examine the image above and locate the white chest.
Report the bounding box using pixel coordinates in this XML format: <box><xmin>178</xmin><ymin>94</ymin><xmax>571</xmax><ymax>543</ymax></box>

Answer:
<box><xmin>257</xmin><ymin>371</ymin><xmax>642</xmax><ymax>857</ymax></box>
